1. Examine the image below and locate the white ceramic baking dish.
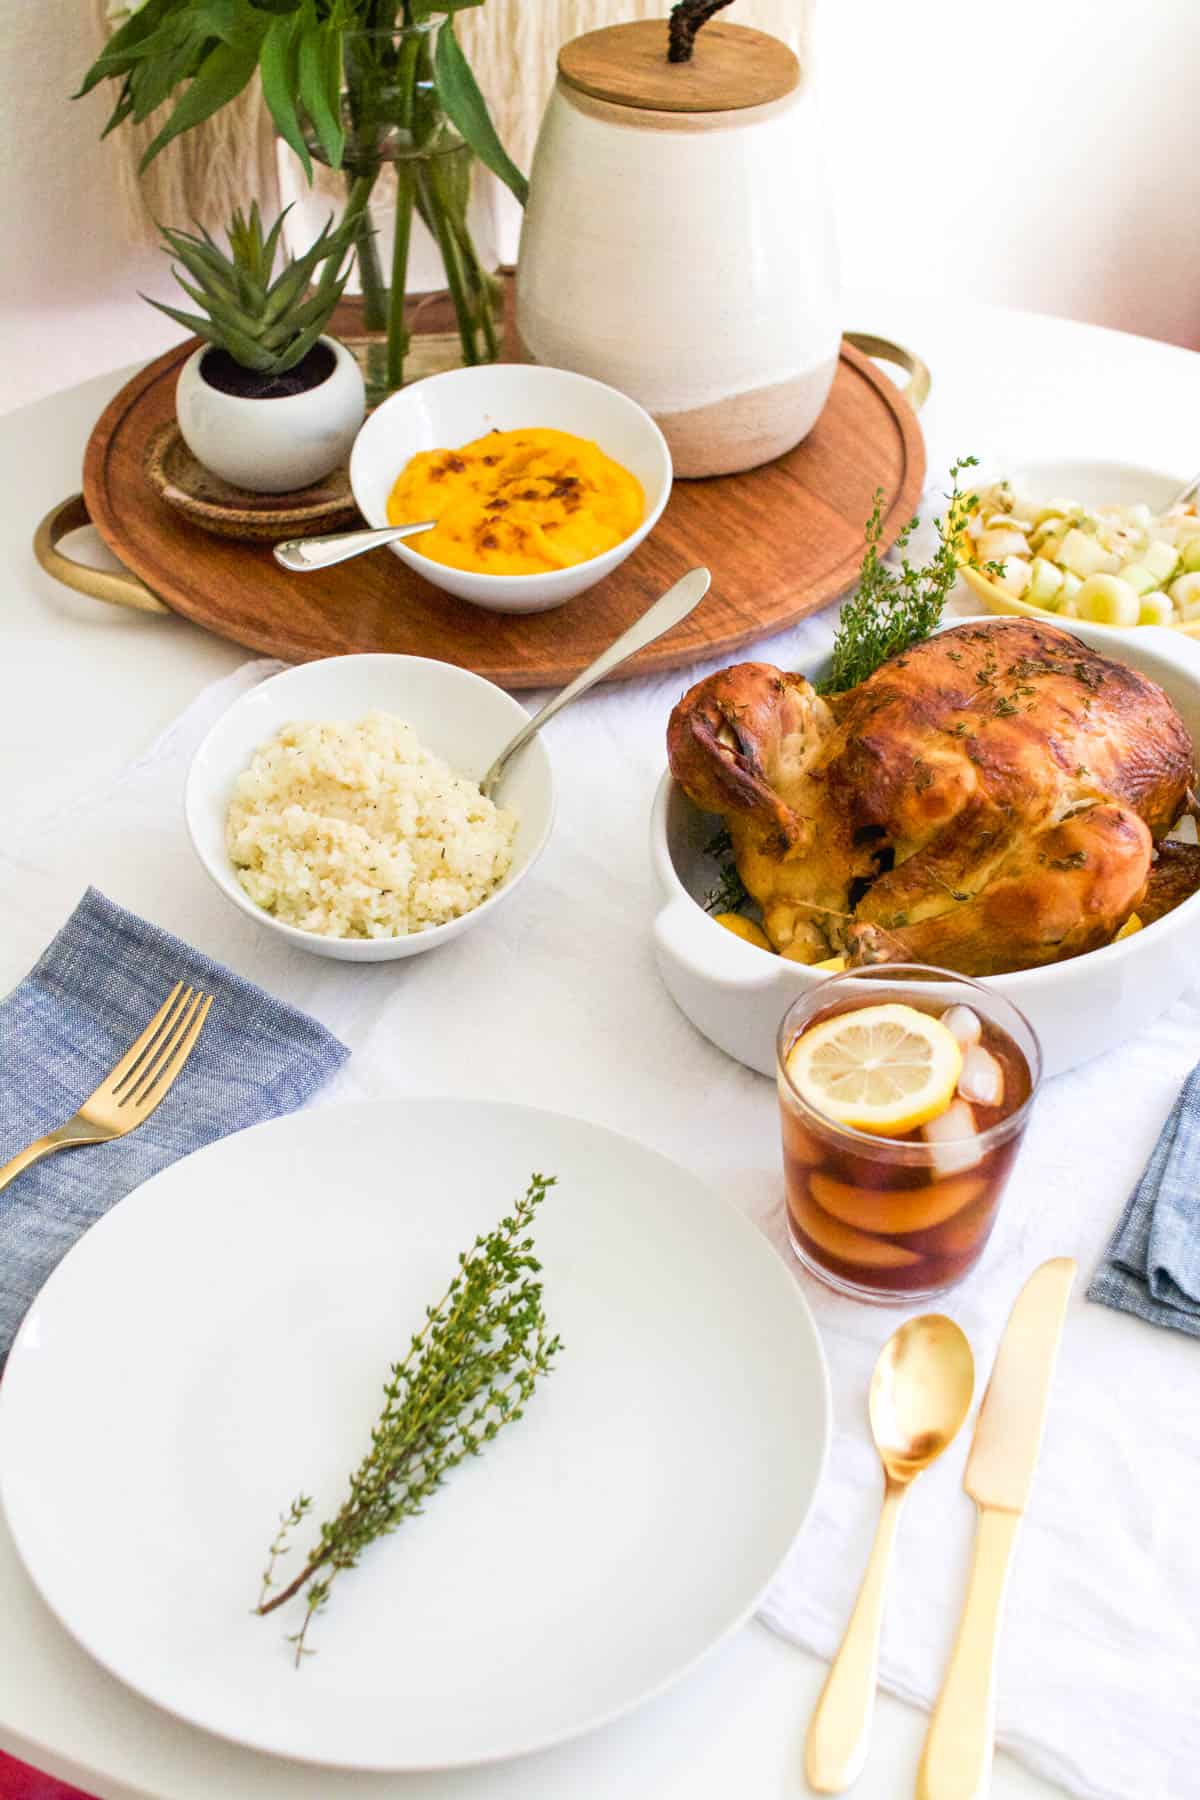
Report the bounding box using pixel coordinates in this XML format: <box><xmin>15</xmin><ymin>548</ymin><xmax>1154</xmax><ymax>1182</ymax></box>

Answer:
<box><xmin>650</xmin><ymin>616</ymin><xmax>1200</xmax><ymax>1078</ymax></box>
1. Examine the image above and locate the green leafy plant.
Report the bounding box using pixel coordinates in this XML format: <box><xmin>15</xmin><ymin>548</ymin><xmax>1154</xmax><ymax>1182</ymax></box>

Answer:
<box><xmin>256</xmin><ymin>1173</ymin><xmax>562</xmax><ymax>1663</ymax></box>
<box><xmin>819</xmin><ymin>458</ymin><xmax>981</xmax><ymax>695</ymax></box>
<box><xmin>147</xmin><ymin>200</ymin><xmax>358</xmax><ymax>377</ymax></box>
<box><xmin>77</xmin><ymin>2</ymin><xmax>524</xmax><ymax>393</ymax></box>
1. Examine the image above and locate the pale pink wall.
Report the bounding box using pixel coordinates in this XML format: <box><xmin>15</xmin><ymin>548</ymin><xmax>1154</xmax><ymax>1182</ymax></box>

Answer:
<box><xmin>2</xmin><ymin>0</ymin><xmax>1197</xmax><ymax>416</ymax></box>
<box><xmin>814</xmin><ymin>0</ymin><xmax>1200</xmax><ymax>352</ymax></box>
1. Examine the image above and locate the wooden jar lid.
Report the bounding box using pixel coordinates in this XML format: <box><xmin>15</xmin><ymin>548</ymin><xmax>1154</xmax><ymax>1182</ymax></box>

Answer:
<box><xmin>557</xmin><ymin>19</ymin><xmax>799</xmax><ymax>114</ymax></box>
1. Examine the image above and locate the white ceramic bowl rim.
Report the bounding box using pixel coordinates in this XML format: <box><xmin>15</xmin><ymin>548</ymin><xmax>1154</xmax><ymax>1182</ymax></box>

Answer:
<box><xmin>348</xmin><ymin>362</ymin><xmax>673</xmax><ymax>591</ymax></box>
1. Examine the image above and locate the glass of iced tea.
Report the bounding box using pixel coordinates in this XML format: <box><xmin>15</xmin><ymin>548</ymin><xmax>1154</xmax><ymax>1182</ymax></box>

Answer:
<box><xmin>776</xmin><ymin>965</ymin><xmax>1040</xmax><ymax>1303</ymax></box>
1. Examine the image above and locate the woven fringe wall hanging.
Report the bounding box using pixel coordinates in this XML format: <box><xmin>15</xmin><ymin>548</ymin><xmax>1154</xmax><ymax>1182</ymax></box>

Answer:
<box><xmin>91</xmin><ymin>0</ymin><xmax>807</xmax><ymax>243</ymax></box>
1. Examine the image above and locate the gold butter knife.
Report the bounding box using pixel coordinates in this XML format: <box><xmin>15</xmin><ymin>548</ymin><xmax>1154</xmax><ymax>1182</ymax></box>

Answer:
<box><xmin>916</xmin><ymin>1257</ymin><xmax>1076</xmax><ymax>1800</ymax></box>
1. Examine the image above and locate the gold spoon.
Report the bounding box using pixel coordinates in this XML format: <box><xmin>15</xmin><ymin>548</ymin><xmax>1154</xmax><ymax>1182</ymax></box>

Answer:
<box><xmin>805</xmin><ymin>1314</ymin><xmax>975</xmax><ymax>1795</ymax></box>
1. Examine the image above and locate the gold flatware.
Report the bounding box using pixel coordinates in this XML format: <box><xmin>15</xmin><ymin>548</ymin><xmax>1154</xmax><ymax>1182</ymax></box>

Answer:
<box><xmin>806</xmin><ymin>1315</ymin><xmax>975</xmax><ymax>1794</ymax></box>
<box><xmin>0</xmin><ymin>982</ymin><xmax>214</xmax><ymax>1195</ymax></box>
<box><xmin>916</xmin><ymin>1257</ymin><xmax>1076</xmax><ymax>1800</ymax></box>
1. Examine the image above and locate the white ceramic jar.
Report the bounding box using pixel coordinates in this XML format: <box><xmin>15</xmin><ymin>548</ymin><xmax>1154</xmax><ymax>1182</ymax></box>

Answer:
<box><xmin>174</xmin><ymin>336</ymin><xmax>365</xmax><ymax>494</ymax></box>
<box><xmin>516</xmin><ymin>19</ymin><xmax>840</xmax><ymax>478</ymax></box>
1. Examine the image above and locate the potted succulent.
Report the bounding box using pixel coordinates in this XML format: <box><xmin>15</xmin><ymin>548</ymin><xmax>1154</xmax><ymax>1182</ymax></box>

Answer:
<box><xmin>150</xmin><ymin>203</ymin><xmax>366</xmax><ymax>494</ymax></box>
<box><xmin>78</xmin><ymin>1</ymin><xmax>527</xmax><ymax>402</ymax></box>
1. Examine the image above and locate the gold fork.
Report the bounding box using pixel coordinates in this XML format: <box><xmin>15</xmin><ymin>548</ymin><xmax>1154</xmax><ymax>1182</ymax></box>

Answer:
<box><xmin>0</xmin><ymin>982</ymin><xmax>214</xmax><ymax>1196</ymax></box>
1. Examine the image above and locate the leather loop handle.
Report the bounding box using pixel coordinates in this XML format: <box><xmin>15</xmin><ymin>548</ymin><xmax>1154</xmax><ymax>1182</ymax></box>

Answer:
<box><xmin>33</xmin><ymin>493</ymin><xmax>168</xmax><ymax>615</ymax></box>
<box><xmin>845</xmin><ymin>332</ymin><xmax>932</xmax><ymax>414</ymax></box>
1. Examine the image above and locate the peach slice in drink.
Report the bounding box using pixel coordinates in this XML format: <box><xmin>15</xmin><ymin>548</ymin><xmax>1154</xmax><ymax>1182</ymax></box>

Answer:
<box><xmin>908</xmin><ymin>1196</ymin><xmax>996</xmax><ymax>1259</ymax></box>
<box><xmin>809</xmin><ymin>1171</ymin><xmax>986</xmax><ymax>1237</ymax></box>
<box><xmin>791</xmin><ymin>1184</ymin><xmax>922</xmax><ymax>1269</ymax></box>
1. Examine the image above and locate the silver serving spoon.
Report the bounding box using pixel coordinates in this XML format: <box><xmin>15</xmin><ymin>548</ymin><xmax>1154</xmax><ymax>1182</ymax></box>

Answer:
<box><xmin>478</xmin><ymin>566</ymin><xmax>711</xmax><ymax>797</ymax></box>
<box><xmin>1169</xmin><ymin>471</ymin><xmax>1200</xmax><ymax>510</ymax></box>
<box><xmin>273</xmin><ymin>518</ymin><xmax>438</xmax><ymax>572</ymax></box>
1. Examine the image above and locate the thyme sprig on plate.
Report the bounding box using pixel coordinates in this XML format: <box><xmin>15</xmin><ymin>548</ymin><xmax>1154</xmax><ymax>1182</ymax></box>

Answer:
<box><xmin>819</xmin><ymin>457</ymin><xmax>980</xmax><ymax>695</ymax></box>
<box><xmin>256</xmin><ymin>1174</ymin><xmax>561</xmax><ymax>1664</ymax></box>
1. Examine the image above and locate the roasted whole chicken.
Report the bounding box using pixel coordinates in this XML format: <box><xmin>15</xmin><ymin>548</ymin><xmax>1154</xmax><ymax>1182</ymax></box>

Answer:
<box><xmin>667</xmin><ymin>620</ymin><xmax>1196</xmax><ymax>975</ymax></box>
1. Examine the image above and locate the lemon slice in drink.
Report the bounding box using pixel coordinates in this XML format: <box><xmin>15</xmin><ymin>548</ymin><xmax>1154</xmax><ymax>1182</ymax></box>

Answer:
<box><xmin>785</xmin><ymin>1003</ymin><xmax>963</xmax><ymax>1135</ymax></box>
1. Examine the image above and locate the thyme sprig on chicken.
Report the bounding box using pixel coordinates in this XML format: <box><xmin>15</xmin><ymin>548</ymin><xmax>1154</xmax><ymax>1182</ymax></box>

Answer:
<box><xmin>702</xmin><ymin>827</ymin><xmax>750</xmax><ymax>914</ymax></box>
<box><xmin>256</xmin><ymin>1174</ymin><xmax>561</xmax><ymax>1664</ymax></box>
<box><xmin>820</xmin><ymin>458</ymin><xmax>980</xmax><ymax>696</ymax></box>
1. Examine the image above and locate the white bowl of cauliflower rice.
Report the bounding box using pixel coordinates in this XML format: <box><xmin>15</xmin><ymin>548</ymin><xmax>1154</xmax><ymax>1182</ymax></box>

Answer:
<box><xmin>185</xmin><ymin>654</ymin><xmax>555</xmax><ymax>961</ymax></box>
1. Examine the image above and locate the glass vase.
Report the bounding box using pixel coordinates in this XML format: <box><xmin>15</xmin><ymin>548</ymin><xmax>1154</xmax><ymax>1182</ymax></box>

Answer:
<box><xmin>283</xmin><ymin>21</ymin><xmax>502</xmax><ymax>405</ymax></box>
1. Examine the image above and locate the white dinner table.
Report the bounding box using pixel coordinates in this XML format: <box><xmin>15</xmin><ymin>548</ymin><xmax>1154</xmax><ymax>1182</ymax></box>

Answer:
<box><xmin>2</xmin><ymin>292</ymin><xmax>1196</xmax><ymax>1800</ymax></box>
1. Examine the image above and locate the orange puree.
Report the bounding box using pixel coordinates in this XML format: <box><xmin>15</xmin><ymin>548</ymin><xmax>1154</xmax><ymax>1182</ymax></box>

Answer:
<box><xmin>385</xmin><ymin>427</ymin><xmax>644</xmax><ymax>576</ymax></box>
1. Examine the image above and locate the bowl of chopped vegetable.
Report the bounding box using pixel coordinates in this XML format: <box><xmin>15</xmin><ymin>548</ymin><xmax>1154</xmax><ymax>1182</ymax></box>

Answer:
<box><xmin>956</xmin><ymin>459</ymin><xmax>1200</xmax><ymax>634</ymax></box>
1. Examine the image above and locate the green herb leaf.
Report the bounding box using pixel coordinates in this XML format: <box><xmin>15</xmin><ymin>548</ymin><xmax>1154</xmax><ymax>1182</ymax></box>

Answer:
<box><xmin>433</xmin><ymin>20</ymin><xmax>528</xmax><ymax>207</ymax></box>
<box><xmin>261</xmin><ymin>16</ymin><xmax>312</xmax><ymax>180</ymax></box>
<box><xmin>139</xmin><ymin>38</ymin><xmax>258</xmax><ymax>170</ymax></box>
<box><xmin>74</xmin><ymin>0</ymin><xmax>183</xmax><ymax>96</ymax></box>
<box><xmin>819</xmin><ymin>457</ymin><xmax>980</xmax><ymax>696</ymax></box>
<box><xmin>298</xmin><ymin>20</ymin><xmax>345</xmax><ymax>169</ymax></box>
<box><xmin>254</xmin><ymin>1174</ymin><xmax>562</xmax><ymax>1664</ymax></box>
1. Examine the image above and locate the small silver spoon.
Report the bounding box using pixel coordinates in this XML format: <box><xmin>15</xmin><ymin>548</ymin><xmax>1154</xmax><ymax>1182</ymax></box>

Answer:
<box><xmin>478</xmin><ymin>566</ymin><xmax>710</xmax><ymax>797</ymax></box>
<box><xmin>1170</xmin><ymin>471</ymin><xmax>1200</xmax><ymax>510</ymax></box>
<box><xmin>273</xmin><ymin>518</ymin><xmax>438</xmax><ymax>572</ymax></box>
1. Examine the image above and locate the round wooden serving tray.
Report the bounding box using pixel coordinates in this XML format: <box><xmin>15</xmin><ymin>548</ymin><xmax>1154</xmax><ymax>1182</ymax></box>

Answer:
<box><xmin>43</xmin><ymin>334</ymin><xmax>925</xmax><ymax>690</ymax></box>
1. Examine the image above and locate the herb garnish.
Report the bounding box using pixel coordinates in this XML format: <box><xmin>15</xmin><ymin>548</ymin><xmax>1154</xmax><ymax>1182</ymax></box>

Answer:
<box><xmin>820</xmin><ymin>458</ymin><xmax>980</xmax><ymax>695</ymax></box>
<box><xmin>256</xmin><ymin>1175</ymin><xmax>562</xmax><ymax>1664</ymax></box>
<box><xmin>702</xmin><ymin>827</ymin><xmax>751</xmax><ymax>915</ymax></box>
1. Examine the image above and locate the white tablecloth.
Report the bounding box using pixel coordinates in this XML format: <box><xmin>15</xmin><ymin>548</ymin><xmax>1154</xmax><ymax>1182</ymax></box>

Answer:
<box><xmin>8</xmin><ymin>304</ymin><xmax>1200</xmax><ymax>1798</ymax></box>
<box><xmin>5</xmin><ymin>490</ymin><xmax>1199</xmax><ymax>1798</ymax></box>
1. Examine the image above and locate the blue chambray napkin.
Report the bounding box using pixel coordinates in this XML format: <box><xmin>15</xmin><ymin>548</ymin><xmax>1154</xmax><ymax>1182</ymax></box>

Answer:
<box><xmin>0</xmin><ymin>888</ymin><xmax>349</xmax><ymax>1369</ymax></box>
<box><xmin>1088</xmin><ymin>1062</ymin><xmax>1200</xmax><ymax>1335</ymax></box>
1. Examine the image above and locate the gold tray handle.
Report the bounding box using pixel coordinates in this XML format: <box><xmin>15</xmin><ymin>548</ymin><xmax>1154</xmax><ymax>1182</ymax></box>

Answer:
<box><xmin>844</xmin><ymin>332</ymin><xmax>931</xmax><ymax>414</ymax></box>
<box><xmin>33</xmin><ymin>494</ymin><xmax>168</xmax><ymax>616</ymax></box>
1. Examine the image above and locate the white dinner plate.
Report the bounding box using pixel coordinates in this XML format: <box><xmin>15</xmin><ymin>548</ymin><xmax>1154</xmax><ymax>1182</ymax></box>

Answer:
<box><xmin>0</xmin><ymin>1100</ymin><xmax>829</xmax><ymax>1771</ymax></box>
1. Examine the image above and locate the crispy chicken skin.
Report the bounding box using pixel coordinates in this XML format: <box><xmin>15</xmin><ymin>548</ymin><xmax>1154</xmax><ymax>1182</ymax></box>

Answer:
<box><xmin>667</xmin><ymin>620</ymin><xmax>1195</xmax><ymax>976</ymax></box>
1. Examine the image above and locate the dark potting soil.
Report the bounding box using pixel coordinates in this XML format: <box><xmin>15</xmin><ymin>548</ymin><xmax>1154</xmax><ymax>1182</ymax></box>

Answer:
<box><xmin>199</xmin><ymin>341</ymin><xmax>337</xmax><ymax>400</ymax></box>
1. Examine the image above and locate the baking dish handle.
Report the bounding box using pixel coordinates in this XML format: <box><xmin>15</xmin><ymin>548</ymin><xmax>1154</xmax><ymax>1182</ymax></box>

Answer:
<box><xmin>33</xmin><ymin>494</ymin><xmax>168</xmax><ymax>615</ymax></box>
<box><xmin>653</xmin><ymin>895</ymin><xmax>792</xmax><ymax>994</ymax></box>
<box><xmin>844</xmin><ymin>332</ymin><xmax>931</xmax><ymax>414</ymax></box>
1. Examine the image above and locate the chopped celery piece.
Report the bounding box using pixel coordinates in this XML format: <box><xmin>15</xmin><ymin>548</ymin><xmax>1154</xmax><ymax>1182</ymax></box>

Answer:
<box><xmin>1138</xmin><ymin>593</ymin><xmax>1174</xmax><ymax>627</ymax></box>
<box><xmin>1027</xmin><ymin>557</ymin><xmax>1064</xmax><ymax>607</ymax></box>
<box><xmin>1075</xmin><ymin>573</ymin><xmax>1140</xmax><ymax>626</ymax></box>
<box><xmin>1180</xmin><ymin>536</ymin><xmax>1200</xmax><ymax>573</ymax></box>
<box><xmin>1118</xmin><ymin>562</ymin><xmax>1159</xmax><ymax>597</ymax></box>
<box><xmin>1169</xmin><ymin>573</ymin><xmax>1200</xmax><ymax>616</ymax></box>
<box><xmin>977</xmin><ymin>527</ymin><xmax>1030</xmax><ymax>563</ymax></box>
<box><xmin>1142</xmin><ymin>539</ymin><xmax>1180</xmax><ymax>583</ymax></box>
<box><xmin>1031</xmin><ymin>515</ymin><xmax>1066</xmax><ymax>546</ymax></box>
<box><xmin>1058</xmin><ymin>529</ymin><xmax>1114</xmax><ymax>579</ymax></box>
<box><xmin>992</xmin><ymin>556</ymin><xmax>1032</xmax><ymax>598</ymax></box>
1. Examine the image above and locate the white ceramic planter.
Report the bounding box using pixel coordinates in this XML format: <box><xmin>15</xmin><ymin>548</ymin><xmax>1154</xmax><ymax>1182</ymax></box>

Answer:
<box><xmin>175</xmin><ymin>336</ymin><xmax>365</xmax><ymax>494</ymax></box>
<box><xmin>516</xmin><ymin>24</ymin><xmax>840</xmax><ymax>478</ymax></box>
<box><xmin>651</xmin><ymin>618</ymin><xmax>1200</xmax><ymax>1079</ymax></box>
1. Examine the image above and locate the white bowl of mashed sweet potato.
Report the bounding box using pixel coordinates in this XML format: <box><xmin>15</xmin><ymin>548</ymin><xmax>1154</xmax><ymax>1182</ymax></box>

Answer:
<box><xmin>349</xmin><ymin>363</ymin><xmax>672</xmax><ymax>613</ymax></box>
